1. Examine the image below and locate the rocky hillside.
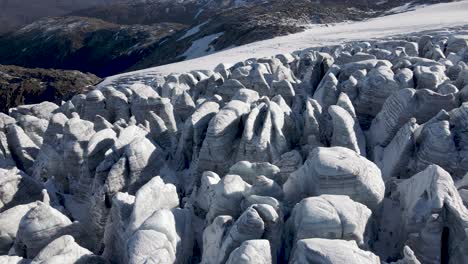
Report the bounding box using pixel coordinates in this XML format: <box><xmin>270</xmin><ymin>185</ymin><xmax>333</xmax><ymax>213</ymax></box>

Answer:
<box><xmin>0</xmin><ymin>64</ymin><xmax>100</xmax><ymax>113</ymax></box>
<box><xmin>0</xmin><ymin>0</ymin><xmax>452</xmax><ymax>77</ymax></box>
<box><xmin>0</xmin><ymin>24</ymin><xmax>467</xmax><ymax>263</ymax></box>
<box><xmin>0</xmin><ymin>16</ymin><xmax>185</xmax><ymax>77</ymax></box>
<box><xmin>128</xmin><ymin>0</ymin><xmax>375</xmax><ymax>71</ymax></box>
<box><xmin>0</xmin><ymin>0</ymin><xmax>129</xmax><ymax>34</ymax></box>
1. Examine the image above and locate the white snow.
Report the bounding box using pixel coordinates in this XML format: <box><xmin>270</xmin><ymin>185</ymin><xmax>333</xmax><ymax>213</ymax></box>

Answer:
<box><xmin>177</xmin><ymin>20</ymin><xmax>210</xmax><ymax>41</ymax></box>
<box><xmin>385</xmin><ymin>2</ymin><xmax>426</xmax><ymax>15</ymax></box>
<box><xmin>100</xmin><ymin>1</ymin><xmax>468</xmax><ymax>87</ymax></box>
<box><xmin>194</xmin><ymin>8</ymin><xmax>204</xmax><ymax>19</ymax></box>
<box><xmin>178</xmin><ymin>32</ymin><xmax>224</xmax><ymax>60</ymax></box>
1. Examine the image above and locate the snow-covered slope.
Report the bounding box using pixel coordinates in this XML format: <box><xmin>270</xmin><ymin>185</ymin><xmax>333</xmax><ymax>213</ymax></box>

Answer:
<box><xmin>100</xmin><ymin>0</ymin><xmax>468</xmax><ymax>87</ymax></box>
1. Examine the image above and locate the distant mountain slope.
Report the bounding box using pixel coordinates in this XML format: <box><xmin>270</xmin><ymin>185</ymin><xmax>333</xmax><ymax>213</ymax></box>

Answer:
<box><xmin>0</xmin><ymin>0</ymin><xmax>458</xmax><ymax>77</ymax></box>
<box><xmin>128</xmin><ymin>0</ymin><xmax>376</xmax><ymax>71</ymax></box>
<box><xmin>70</xmin><ymin>0</ymin><xmax>455</xmax><ymax>27</ymax></box>
<box><xmin>101</xmin><ymin>0</ymin><xmax>468</xmax><ymax>86</ymax></box>
<box><xmin>0</xmin><ymin>1</ymin><xmax>374</xmax><ymax>77</ymax></box>
<box><xmin>0</xmin><ymin>0</ymin><xmax>128</xmax><ymax>34</ymax></box>
<box><xmin>0</xmin><ymin>16</ymin><xmax>185</xmax><ymax>77</ymax></box>
<box><xmin>0</xmin><ymin>64</ymin><xmax>100</xmax><ymax>113</ymax></box>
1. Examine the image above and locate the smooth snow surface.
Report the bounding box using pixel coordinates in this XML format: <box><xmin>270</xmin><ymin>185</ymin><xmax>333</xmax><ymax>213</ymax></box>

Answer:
<box><xmin>177</xmin><ymin>20</ymin><xmax>210</xmax><ymax>41</ymax></box>
<box><xmin>385</xmin><ymin>2</ymin><xmax>426</xmax><ymax>14</ymax></box>
<box><xmin>100</xmin><ymin>1</ymin><xmax>468</xmax><ymax>87</ymax></box>
<box><xmin>179</xmin><ymin>32</ymin><xmax>224</xmax><ymax>59</ymax></box>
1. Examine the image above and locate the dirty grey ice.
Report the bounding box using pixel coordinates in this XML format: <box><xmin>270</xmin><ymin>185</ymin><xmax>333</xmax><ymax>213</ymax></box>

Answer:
<box><xmin>1</xmin><ymin>23</ymin><xmax>468</xmax><ymax>264</ymax></box>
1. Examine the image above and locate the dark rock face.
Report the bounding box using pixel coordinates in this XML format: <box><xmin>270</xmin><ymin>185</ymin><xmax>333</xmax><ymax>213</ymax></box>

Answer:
<box><xmin>0</xmin><ymin>1</ymin><xmax>372</xmax><ymax>77</ymax></box>
<box><xmin>0</xmin><ymin>16</ymin><xmax>186</xmax><ymax>77</ymax></box>
<box><xmin>0</xmin><ymin>0</ymin><xmax>129</xmax><ymax>34</ymax></box>
<box><xmin>128</xmin><ymin>0</ymin><xmax>375</xmax><ymax>72</ymax></box>
<box><xmin>0</xmin><ymin>64</ymin><xmax>100</xmax><ymax>113</ymax></box>
<box><xmin>0</xmin><ymin>0</ymin><xmax>455</xmax><ymax>78</ymax></box>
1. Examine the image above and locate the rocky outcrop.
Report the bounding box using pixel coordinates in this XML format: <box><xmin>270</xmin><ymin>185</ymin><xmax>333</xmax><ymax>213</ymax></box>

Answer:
<box><xmin>0</xmin><ymin>65</ymin><xmax>100</xmax><ymax>113</ymax></box>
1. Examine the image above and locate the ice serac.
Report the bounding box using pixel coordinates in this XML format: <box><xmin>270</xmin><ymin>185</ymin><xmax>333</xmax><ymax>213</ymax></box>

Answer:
<box><xmin>225</xmin><ymin>240</ymin><xmax>272</xmax><ymax>264</ymax></box>
<box><xmin>139</xmin><ymin>208</ymin><xmax>194</xmax><ymax>264</ymax></box>
<box><xmin>448</xmin><ymin>102</ymin><xmax>468</xmax><ymax>174</ymax></box>
<box><xmin>368</xmin><ymin>88</ymin><xmax>416</xmax><ymax>149</ymax></box>
<box><xmin>201</xmin><ymin>215</ymin><xmax>233</xmax><ymax>264</ymax></box>
<box><xmin>16</xmin><ymin>115</ymin><xmax>47</xmax><ymax>147</ymax></box>
<box><xmin>62</xmin><ymin>117</ymin><xmax>95</xmax><ymax>194</ymax></box>
<box><xmin>31</xmin><ymin>235</ymin><xmax>99</xmax><ymax>264</ymax></box>
<box><xmin>299</xmin><ymin>97</ymin><xmax>323</xmax><ymax>153</ymax></box>
<box><xmin>376</xmin><ymin>119</ymin><xmax>419</xmax><ymax>180</ymax></box>
<box><xmin>412</xmin><ymin>120</ymin><xmax>459</xmax><ymax>177</ymax></box>
<box><xmin>100</xmin><ymin>86</ymin><xmax>130</xmax><ymax>122</ymax></box>
<box><xmin>13</xmin><ymin>202</ymin><xmax>77</xmax><ymax>258</ymax></box>
<box><xmin>6</xmin><ymin>124</ymin><xmax>39</xmax><ymax>174</ymax></box>
<box><xmin>228</xmin><ymin>161</ymin><xmax>280</xmax><ymax>185</ymax></box>
<box><xmin>10</xmin><ymin>102</ymin><xmax>58</xmax><ymax>121</ymax></box>
<box><xmin>127</xmin><ymin>230</ymin><xmax>175</xmax><ymax>264</ymax></box>
<box><xmin>354</xmin><ymin>64</ymin><xmax>401</xmax><ymax>126</ymax></box>
<box><xmin>298</xmin><ymin>51</ymin><xmax>334</xmax><ymax>96</ymax></box>
<box><xmin>236</xmin><ymin>99</ymin><xmax>290</xmax><ymax>164</ymax></box>
<box><xmin>286</xmin><ymin>195</ymin><xmax>372</xmax><ymax>255</ymax></box>
<box><xmin>197</xmin><ymin>100</ymin><xmax>251</xmax><ymax>178</ymax></box>
<box><xmin>273</xmin><ymin>150</ymin><xmax>303</xmax><ymax>185</ymax></box>
<box><xmin>290</xmin><ymin>238</ymin><xmax>380</xmax><ymax>264</ymax></box>
<box><xmin>147</xmin><ymin>111</ymin><xmax>176</xmax><ymax>152</ymax></box>
<box><xmin>102</xmin><ymin>192</ymin><xmax>135</xmax><ymax>264</ymax></box>
<box><xmin>217</xmin><ymin>79</ymin><xmax>246</xmax><ymax>102</ymax></box>
<box><xmin>393</xmin><ymin>165</ymin><xmax>468</xmax><ymax>264</ymax></box>
<box><xmin>30</xmin><ymin>112</ymin><xmax>68</xmax><ymax>175</ymax></box>
<box><xmin>78</xmin><ymin>128</ymin><xmax>117</xmax><ymax>200</ymax></box>
<box><xmin>0</xmin><ymin>203</ymin><xmax>36</xmax><ymax>254</ymax></box>
<box><xmin>174</xmin><ymin>100</ymin><xmax>219</xmax><ymax>174</ymax></box>
<box><xmin>0</xmin><ymin>22</ymin><xmax>468</xmax><ymax>264</ymax></box>
<box><xmin>414</xmin><ymin>64</ymin><xmax>448</xmax><ymax>90</ymax></box>
<box><xmin>246</xmin><ymin>176</ymin><xmax>283</xmax><ymax>200</ymax></box>
<box><xmin>125</xmin><ymin>137</ymin><xmax>166</xmax><ymax>193</ymax></box>
<box><xmin>0</xmin><ymin>168</ymin><xmax>43</xmax><ymax>212</ymax></box>
<box><xmin>0</xmin><ymin>256</ymin><xmax>31</xmax><ymax>264</ymax></box>
<box><xmin>216</xmin><ymin>207</ymin><xmax>265</xmax><ymax>263</ymax></box>
<box><xmin>368</xmin><ymin>88</ymin><xmax>459</xmax><ymax>156</ymax></box>
<box><xmin>189</xmin><ymin>171</ymin><xmax>220</xmax><ymax>217</ymax></box>
<box><xmin>127</xmin><ymin>176</ymin><xmax>179</xmax><ymax>233</ymax></box>
<box><xmin>206</xmin><ymin>174</ymin><xmax>250</xmax><ymax>222</ymax></box>
<box><xmin>83</xmin><ymin>90</ymin><xmax>108</xmax><ymax>122</ymax></box>
<box><xmin>202</xmin><ymin>202</ymin><xmax>281</xmax><ymax>264</ymax></box>
<box><xmin>313</xmin><ymin>72</ymin><xmax>339</xmax><ymax>111</ymax></box>
<box><xmin>86</xmin><ymin>127</ymin><xmax>166</xmax><ymax>250</ymax></box>
<box><xmin>328</xmin><ymin>105</ymin><xmax>366</xmax><ymax>155</ymax></box>
<box><xmin>283</xmin><ymin>147</ymin><xmax>384</xmax><ymax>211</ymax></box>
